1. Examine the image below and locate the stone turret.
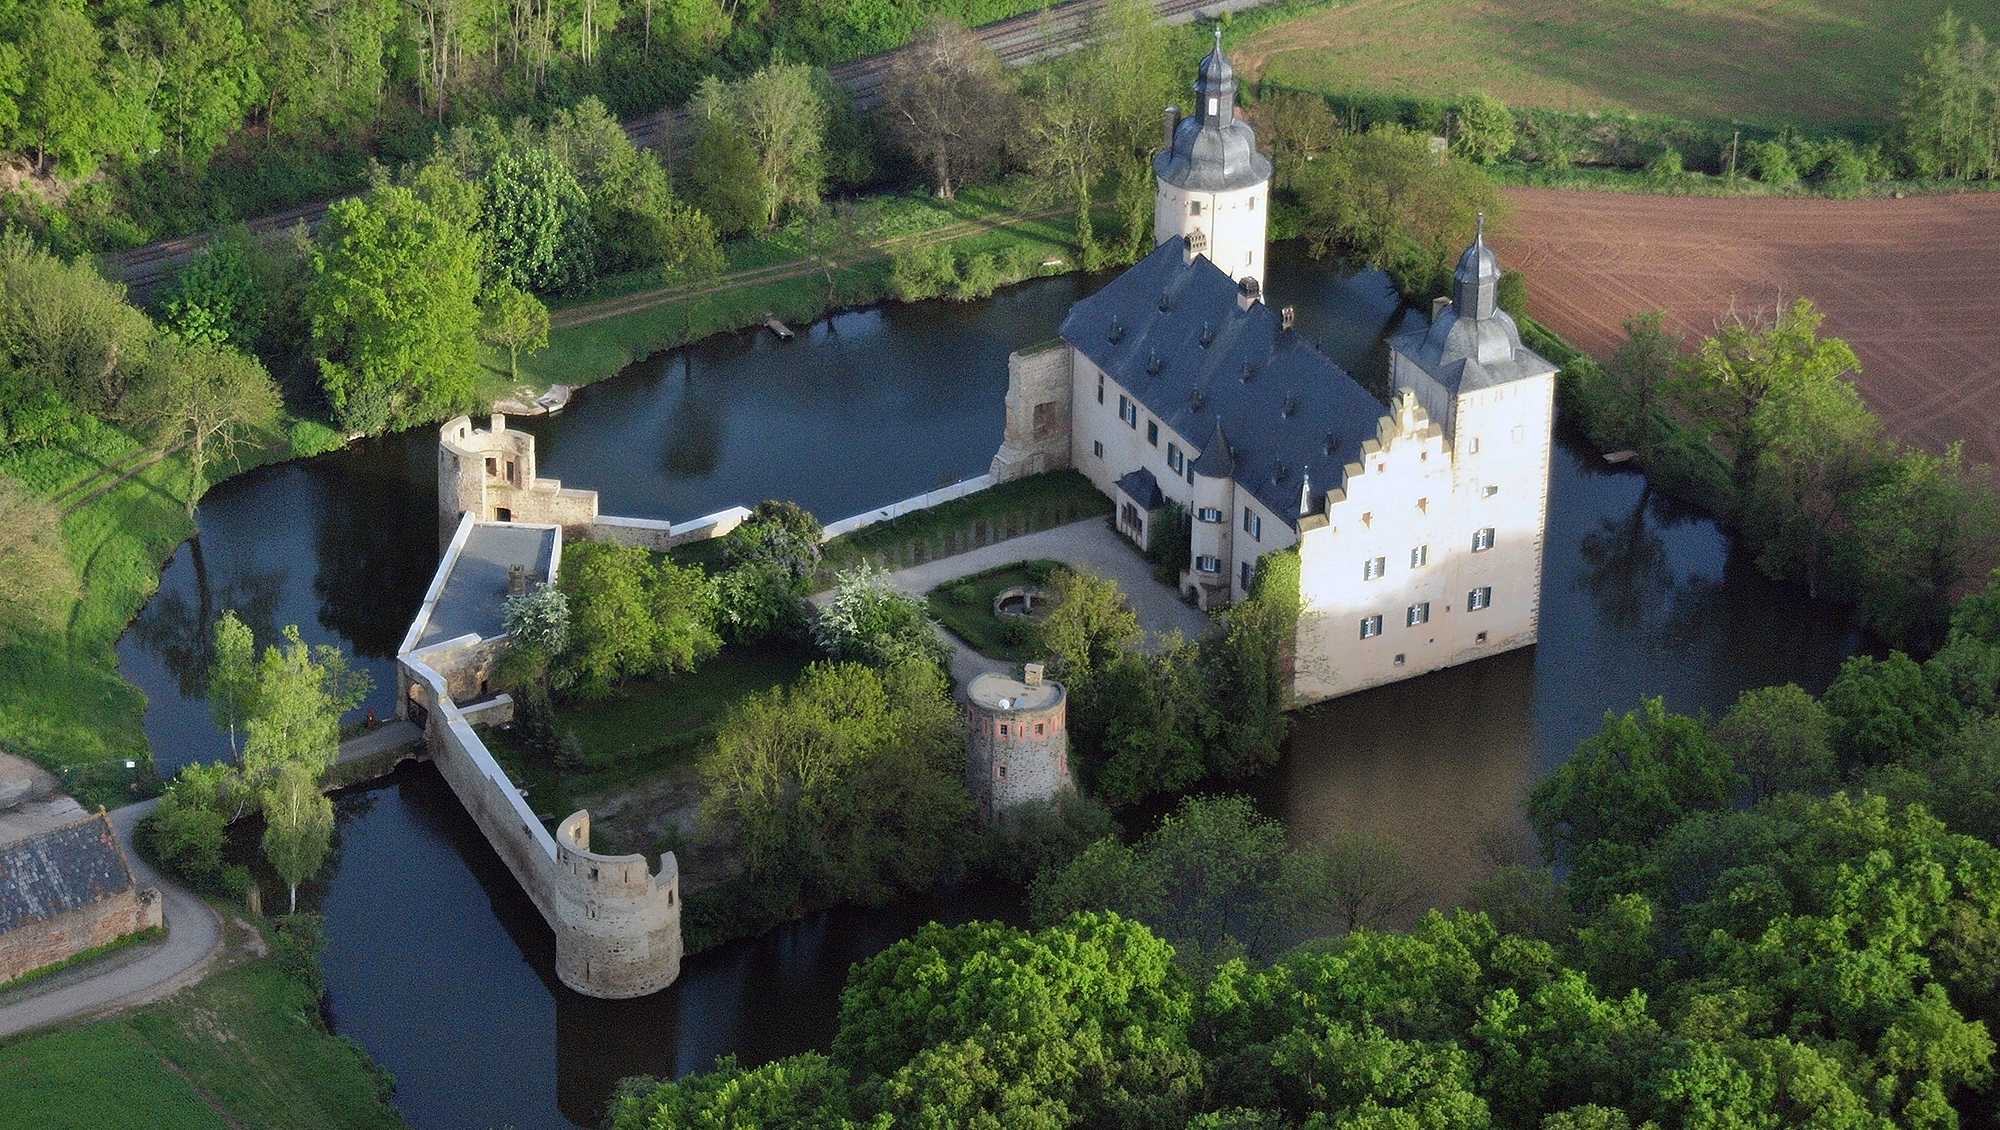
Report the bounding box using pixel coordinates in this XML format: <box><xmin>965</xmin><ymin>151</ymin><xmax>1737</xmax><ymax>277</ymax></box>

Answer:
<box><xmin>965</xmin><ymin>666</ymin><xmax>1071</xmax><ymax>822</ymax></box>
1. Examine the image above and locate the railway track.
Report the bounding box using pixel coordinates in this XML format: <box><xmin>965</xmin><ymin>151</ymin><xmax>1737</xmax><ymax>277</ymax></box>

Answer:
<box><xmin>104</xmin><ymin>0</ymin><xmax>1265</xmax><ymax>296</ymax></box>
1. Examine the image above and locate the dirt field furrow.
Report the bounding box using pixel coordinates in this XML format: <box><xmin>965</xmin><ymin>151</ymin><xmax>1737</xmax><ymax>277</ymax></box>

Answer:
<box><xmin>1495</xmin><ymin>188</ymin><xmax>2000</xmax><ymax>468</ymax></box>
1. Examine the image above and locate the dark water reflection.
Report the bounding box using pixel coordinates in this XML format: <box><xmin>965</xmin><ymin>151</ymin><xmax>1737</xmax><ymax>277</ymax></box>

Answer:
<box><xmin>115</xmin><ymin>242</ymin><xmax>1861</xmax><ymax>1129</ymax></box>
<box><xmin>1277</xmin><ymin>441</ymin><xmax>1862</xmax><ymax>906</ymax></box>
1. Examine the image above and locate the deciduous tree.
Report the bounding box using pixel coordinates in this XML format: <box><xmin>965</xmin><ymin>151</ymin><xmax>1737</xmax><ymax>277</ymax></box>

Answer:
<box><xmin>1848</xmin><ymin>441</ymin><xmax>2000</xmax><ymax>649</ymax></box>
<box><xmin>262</xmin><ymin>760</ymin><xmax>334</xmax><ymax>913</ymax></box>
<box><xmin>481</xmin><ymin>283</ymin><xmax>549</xmax><ymax>381</ymax></box>
<box><xmin>882</xmin><ymin>19</ymin><xmax>1012</xmax><ymax>200</ymax></box>
<box><xmin>1710</xmin><ymin>683</ymin><xmax>1836</xmax><ymax>802</ymax></box>
<box><xmin>208</xmin><ymin>611</ymin><xmax>259</xmax><ymax>759</ymax></box>
<box><xmin>308</xmin><ymin>184</ymin><xmax>483</xmax><ymax>433</ymax></box>
<box><xmin>128</xmin><ymin>338</ymin><xmax>282</xmax><ymax>514</ymax></box>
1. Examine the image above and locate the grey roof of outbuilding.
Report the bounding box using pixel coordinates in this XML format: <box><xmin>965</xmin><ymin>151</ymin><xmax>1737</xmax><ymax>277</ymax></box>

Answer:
<box><xmin>1063</xmin><ymin>238</ymin><xmax>1387</xmax><ymax>526</ymax></box>
<box><xmin>0</xmin><ymin>812</ymin><xmax>135</xmax><ymax>934</ymax></box>
<box><xmin>418</xmin><ymin>524</ymin><xmax>558</xmax><ymax>647</ymax></box>
<box><xmin>1115</xmin><ymin>468</ymin><xmax>1166</xmax><ymax>510</ymax></box>
<box><xmin>1389</xmin><ymin>305</ymin><xmax>1558</xmax><ymax>395</ymax></box>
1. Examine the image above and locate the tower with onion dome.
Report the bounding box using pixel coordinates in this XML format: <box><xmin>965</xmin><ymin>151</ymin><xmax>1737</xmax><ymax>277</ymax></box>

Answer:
<box><xmin>1154</xmin><ymin>27</ymin><xmax>1273</xmax><ymax>292</ymax></box>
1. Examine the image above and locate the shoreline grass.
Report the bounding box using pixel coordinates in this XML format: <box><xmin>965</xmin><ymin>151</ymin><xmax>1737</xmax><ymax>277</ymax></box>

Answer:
<box><xmin>0</xmin><ymin>954</ymin><xmax>406</xmax><ymax>1129</ymax></box>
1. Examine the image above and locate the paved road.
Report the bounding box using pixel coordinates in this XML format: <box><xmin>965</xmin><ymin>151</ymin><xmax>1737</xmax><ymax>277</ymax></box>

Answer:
<box><xmin>0</xmin><ymin>799</ymin><xmax>223</xmax><ymax>1040</ymax></box>
<box><xmin>838</xmin><ymin>517</ymin><xmax>1213</xmax><ymax>685</ymax></box>
<box><xmin>0</xmin><ymin>724</ymin><xmax>421</xmax><ymax>1040</ymax></box>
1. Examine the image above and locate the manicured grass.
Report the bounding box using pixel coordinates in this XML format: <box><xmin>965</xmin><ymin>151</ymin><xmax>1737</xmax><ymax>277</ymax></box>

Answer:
<box><xmin>0</xmin><ymin>415</ymin><xmax>294</xmax><ymax>806</ymax></box>
<box><xmin>1235</xmin><ymin>0</ymin><xmax>1996</xmax><ymax>131</ymax></box>
<box><xmin>0</xmin><ymin>961</ymin><xmax>405</xmax><ymax>1130</ymax></box>
<box><xmin>927</xmin><ymin>560</ymin><xmax>1062</xmax><ymax>661</ymax></box>
<box><xmin>562</xmin><ymin>641</ymin><xmax>815</xmax><ymax>765</ymax></box>
<box><xmin>820</xmin><ymin>470</ymin><xmax>1111</xmax><ymax>579</ymax></box>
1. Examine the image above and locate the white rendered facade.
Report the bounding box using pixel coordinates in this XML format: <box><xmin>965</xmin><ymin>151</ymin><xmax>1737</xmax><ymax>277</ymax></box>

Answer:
<box><xmin>990</xmin><ymin>41</ymin><xmax>1557</xmax><ymax>707</ymax></box>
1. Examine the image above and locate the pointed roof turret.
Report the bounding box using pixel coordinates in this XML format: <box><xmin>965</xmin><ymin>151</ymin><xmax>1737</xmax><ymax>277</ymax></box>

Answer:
<box><xmin>1191</xmin><ymin>418</ymin><xmax>1236</xmax><ymax>478</ymax></box>
<box><xmin>1195</xmin><ymin>25</ymin><xmax>1236</xmax><ymax>126</ymax></box>
<box><xmin>1452</xmin><ymin>212</ymin><xmax>1501</xmax><ymax>320</ymax></box>
<box><xmin>1155</xmin><ymin>32</ymin><xmax>1272</xmax><ymax>192</ymax></box>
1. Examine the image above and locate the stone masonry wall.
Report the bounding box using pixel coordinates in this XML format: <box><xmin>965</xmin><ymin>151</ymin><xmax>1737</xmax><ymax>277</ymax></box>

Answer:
<box><xmin>403</xmin><ymin>644</ymin><xmax>681</xmax><ymax>999</ymax></box>
<box><xmin>0</xmin><ymin>888</ymin><xmax>160</xmax><ymax>984</ymax></box>
<box><xmin>965</xmin><ymin>695</ymin><xmax>1071</xmax><ymax>820</ymax></box>
<box><xmin>989</xmin><ymin>343</ymin><xmax>1074</xmax><ymax>483</ymax></box>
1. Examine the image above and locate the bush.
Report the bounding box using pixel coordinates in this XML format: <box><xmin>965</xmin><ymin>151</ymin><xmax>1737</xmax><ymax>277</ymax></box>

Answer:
<box><xmin>812</xmin><ymin>564</ymin><xmax>950</xmax><ymax>670</ymax></box>
<box><xmin>287</xmin><ymin>418</ymin><xmax>345</xmax><ymax>457</ymax></box>
<box><xmin>1645</xmin><ymin>146</ymin><xmax>1685</xmax><ymax>180</ymax></box>
<box><xmin>1742</xmin><ymin>139</ymin><xmax>1798</xmax><ymax>187</ymax></box>
<box><xmin>1496</xmin><ymin>271</ymin><xmax>1529</xmax><ymax>319</ymax></box>
<box><xmin>1451</xmin><ymin>92</ymin><xmax>1516</xmax><ymax>164</ymax></box>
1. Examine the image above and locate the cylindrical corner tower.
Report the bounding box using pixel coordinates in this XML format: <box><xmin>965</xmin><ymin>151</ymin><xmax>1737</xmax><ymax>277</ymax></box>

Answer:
<box><xmin>1154</xmin><ymin>29</ymin><xmax>1274</xmax><ymax>290</ymax></box>
<box><xmin>965</xmin><ymin>668</ymin><xmax>1071</xmax><ymax>822</ymax></box>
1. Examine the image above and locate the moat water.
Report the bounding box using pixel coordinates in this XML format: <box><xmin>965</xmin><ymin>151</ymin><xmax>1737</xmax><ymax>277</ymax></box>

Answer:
<box><xmin>119</xmin><ymin>244</ymin><xmax>1862</xmax><ymax>1129</ymax></box>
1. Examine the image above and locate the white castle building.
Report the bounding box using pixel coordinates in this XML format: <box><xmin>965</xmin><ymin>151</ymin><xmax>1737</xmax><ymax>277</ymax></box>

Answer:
<box><xmin>990</xmin><ymin>33</ymin><xmax>1557</xmax><ymax>705</ymax></box>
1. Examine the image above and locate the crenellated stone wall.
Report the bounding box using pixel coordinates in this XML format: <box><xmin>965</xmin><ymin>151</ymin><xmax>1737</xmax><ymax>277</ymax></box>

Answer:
<box><xmin>402</xmin><ymin>646</ymin><xmax>681</xmax><ymax>999</ymax></box>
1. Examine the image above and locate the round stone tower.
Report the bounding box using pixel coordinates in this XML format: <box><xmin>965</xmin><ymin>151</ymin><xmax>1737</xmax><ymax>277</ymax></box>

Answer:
<box><xmin>1154</xmin><ymin>28</ymin><xmax>1274</xmax><ymax>289</ymax></box>
<box><xmin>965</xmin><ymin>665</ymin><xmax>1071</xmax><ymax>822</ymax></box>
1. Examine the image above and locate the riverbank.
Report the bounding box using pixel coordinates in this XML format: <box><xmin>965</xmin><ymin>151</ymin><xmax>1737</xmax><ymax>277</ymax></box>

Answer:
<box><xmin>503</xmin><ymin>182</ymin><xmax>1090</xmax><ymax>393</ymax></box>
<box><xmin>0</xmin><ymin>925</ymin><xmax>408</xmax><ymax>1130</ymax></box>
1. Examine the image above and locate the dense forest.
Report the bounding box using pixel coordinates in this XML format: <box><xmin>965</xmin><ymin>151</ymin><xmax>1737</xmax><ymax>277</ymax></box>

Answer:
<box><xmin>0</xmin><ymin>0</ymin><xmax>1053</xmax><ymax>250</ymax></box>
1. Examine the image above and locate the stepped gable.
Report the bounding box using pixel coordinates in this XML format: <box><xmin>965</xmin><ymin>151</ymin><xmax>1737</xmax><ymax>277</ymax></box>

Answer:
<box><xmin>1061</xmin><ymin>237</ymin><xmax>1386</xmax><ymax>525</ymax></box>
<box><xmin>0</xmin><ymin>812</ymin><xmax>136</xmax><ymax>934</ymax></box>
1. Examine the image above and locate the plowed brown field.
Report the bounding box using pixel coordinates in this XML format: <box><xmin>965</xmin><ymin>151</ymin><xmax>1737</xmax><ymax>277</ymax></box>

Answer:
<box><xmin>1492</xmin><ymin>188</ymin><xmax>2000</xmax><ymax>467</ymax></box>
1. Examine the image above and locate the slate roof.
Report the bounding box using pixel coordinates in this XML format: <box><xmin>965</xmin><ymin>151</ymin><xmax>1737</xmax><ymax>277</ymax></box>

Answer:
<box><xmin>1063</xmin><ymin>238</ymin><xmax>1387</xmax><ymax>526</ymax></box>
<box><xmin>1115</xmin><ymin>468</ymin><xmax>1166</xmax><ymax>510</ymax></box>
<box><xmin>1155</xmin><ymin>34</ymin><xmax>1272</xmax><ymax>192</ymax></box>
<box><xmin>0</xmin><ymin>812</ymin><xmax>135</xmax><ymax>934</ymax></box>
<box><xmin>1390</xmin><ymin>225</ymin><xmax>1558</xmax><ymax>395</ymax></box>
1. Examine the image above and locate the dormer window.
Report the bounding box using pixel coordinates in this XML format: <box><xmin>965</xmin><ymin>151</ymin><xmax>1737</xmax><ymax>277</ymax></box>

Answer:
<box><xmin>1281</xmin><ymin>397</ymin><xmax>1297</xmax><ymax>418</ymax></box>
<box><xmin>1108</xmin><ymin>317</ymin><xmax>1124</xmax><ymax>343</ymax></box>
<box><xmin>1241</xmin><ymin>361</ymin><xmax>1254</xmax><ymax>383</ymax></box>
<box><xmin>1147</xmin><ymin>351</ymin><xmax>1164</xmax><ymax>376</ymax></box>
<box><xmin>1199</xmin><ymin>322</ymin><xmax>1215</xmax><ymax>347</ymax></box>
<box><xmin>1159</xmin><ymin>291</ymin><xmax>1172</xmax><ymax>312</ymax></box>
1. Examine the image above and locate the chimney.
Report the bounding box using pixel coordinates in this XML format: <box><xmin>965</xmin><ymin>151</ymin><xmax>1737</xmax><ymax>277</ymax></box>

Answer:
<box><xmin>1023</xmin><ymin>662</ymin><xmax>1044</xmax><ymax>687</ymax></box>
<box><xmin>507</xmin><ymin>563</ymin><xmax>527</xmax><ymax>596</ymax></box>
<box><xmin>1432</xmin><ymin>296</ymin><xmax>1452</xmax><ymax>321</ymax></box>
<box><xmin>1163</xmin><ymin>105</ymin><xmax>1181</xmax><ymax>150</ymax></box>
<box><xmin>1185</xmin><ymin>228</ymin><xmax>1207</xmax><ymax>262</ymax></box>
<box><xmin>489</xmin><ymin>412</ymin><xmax>507</xmax><ymax>434</ymax></box>
<box><xmin>1280</xmin><ymin>306</ymin><xmax>1295</xmax><ymax>331</ymax></box>
<box><xmin>1237</xmin><ymin>276</ymin><xmax>1261</xmax><ymax>312</ymax></box>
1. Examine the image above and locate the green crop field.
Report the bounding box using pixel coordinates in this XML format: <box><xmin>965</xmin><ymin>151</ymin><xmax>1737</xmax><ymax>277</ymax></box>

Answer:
<box><xmin>1235</xmin><ymin>0</ymin><xmax>2000</xmax><ymax>130</ymax></box>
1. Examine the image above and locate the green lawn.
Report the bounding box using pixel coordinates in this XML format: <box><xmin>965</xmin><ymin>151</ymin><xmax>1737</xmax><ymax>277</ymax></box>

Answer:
<box><xmin>0</xmin><ymin>961</ymin><xmax>406</xmax><ymax>1130</ymax></box>
<box><xmin>0</xmin><ymin>415</ymin><xmax>295</xmax><ymax>806</ymax></box>
<box><xmin>484</xmin><ymin>639</ymin><xmax>814</xmax><ymax>821</ymax></box>
<box><xmin>820</xmin><ymin>471</ymin><xmax>1111</xmax><ymax>580</ymax></box>
<box><xmin>927</xmin><ymin>560</ymin><xmax>1061</xmax><ymax>661</ymax></box>
<box><xmin>497</xmin><ymin>181</ymin><xmax>1086</xmax><ymax>393</ymax></box>
<box><xmin>1235</xmin><ymin>0</ymin><xmax>1997</xmax><ymax>131</ymax></box>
